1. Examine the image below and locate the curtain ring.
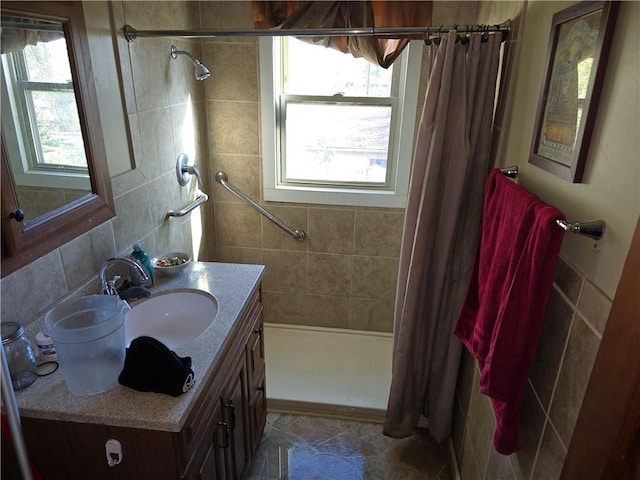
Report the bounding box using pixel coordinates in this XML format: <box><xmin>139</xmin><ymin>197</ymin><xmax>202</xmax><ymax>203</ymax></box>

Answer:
<box><xmin>458</xmin><ymin>25</ymin><xmax>469</xmax><ymax>44</ymax></box>
<box><xmin>479</xmin><ymin>24</ymin><xmax>488</xmax><ymax>42</ymax></box>
<box><xmin>432</xmin><ymin>25</ymin><xmax>442</xmax><ymax>45</ymax></box>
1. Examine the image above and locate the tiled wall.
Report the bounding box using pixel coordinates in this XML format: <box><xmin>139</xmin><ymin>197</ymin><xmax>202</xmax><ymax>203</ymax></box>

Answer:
<box><xmin>199</xmin><ymin>1</ymin><xmax>482</xmax><ymax>333</ymax></box>
<box><xmin>0</xmin><ymin>1</ymin><xmax>211</xmax><ymax>328</ymax></box>
<box><xmin>199</xmin><ymin>1</ymin><xmax>405</xmax><ymax>333</ymax></box>
<box><xmin>0</xmin><ymin>1</ymin><xmax>485</xmax><ymax>336</ymax></box>
<box><xmin>451</xmin><ymin>1</ymin><xmax>630</xmax><ymax>478</ymax></box>
<box><xmin>452</xmin><ymin>256</ymin><xmax>612</xmax><ymax>479</ymax></box>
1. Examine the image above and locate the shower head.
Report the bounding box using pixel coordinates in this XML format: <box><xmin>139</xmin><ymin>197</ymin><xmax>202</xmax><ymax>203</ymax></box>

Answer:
<box><xmin>170</xmin><ymin>45</ymin><xmax>211</xmax><ymax>81</ymax></box>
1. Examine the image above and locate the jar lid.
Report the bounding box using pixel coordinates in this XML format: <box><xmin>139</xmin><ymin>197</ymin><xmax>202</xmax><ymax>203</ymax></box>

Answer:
<box><xmin>1</xmin><ymin>321</ymin><xmax>24</xmax><ymax>344</ymax></box>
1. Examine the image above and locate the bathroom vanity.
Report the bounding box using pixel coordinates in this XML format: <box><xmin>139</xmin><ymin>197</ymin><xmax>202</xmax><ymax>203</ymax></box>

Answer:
<box><xmin>14</xmin><ymin>262</ymin><xmax>266</xmax><ymax>480</ymax></box>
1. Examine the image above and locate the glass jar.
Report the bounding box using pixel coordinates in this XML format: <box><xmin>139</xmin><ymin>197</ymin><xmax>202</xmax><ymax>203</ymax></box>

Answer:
<box><xmin>2</xmin><ymin>322</ymin><xmax>38</xmax><ymax>390</ymax></box>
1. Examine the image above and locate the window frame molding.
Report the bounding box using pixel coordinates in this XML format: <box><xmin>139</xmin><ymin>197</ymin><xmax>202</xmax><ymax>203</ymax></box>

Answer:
<box><xmin>1</xmin><ymin>49</ymin><xmax>90</xmax><ymax>190</ymax></box>
<box><xmin>259</xmin><ymin>37</ymin><xmax>422</xmax><ymax>208</ymax></box>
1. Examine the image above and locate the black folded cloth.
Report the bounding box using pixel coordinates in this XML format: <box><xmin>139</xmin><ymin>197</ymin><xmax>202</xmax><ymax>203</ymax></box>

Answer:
<box><xmin>118</xmin><ymin>336</ymin><xmax>195</xmax><ymax>397</ymax></box>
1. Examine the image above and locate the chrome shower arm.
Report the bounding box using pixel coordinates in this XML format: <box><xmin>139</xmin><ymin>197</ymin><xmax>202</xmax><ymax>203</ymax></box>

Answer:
<box><xmin>171</xmin><ymin>45</ymin><xmax>196</xmax><ymax>63</ymax></box>
<box><xmin>170</xmin><ymin>45</ymin><xmax>210</xmax><ymax>80</ymax></box>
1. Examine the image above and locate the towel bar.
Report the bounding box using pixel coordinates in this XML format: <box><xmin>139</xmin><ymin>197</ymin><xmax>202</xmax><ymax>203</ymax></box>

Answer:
<box><xmin>498</xmin><ymin>166</ymin><xmax>606</xmax><ymax>241</ymax></box>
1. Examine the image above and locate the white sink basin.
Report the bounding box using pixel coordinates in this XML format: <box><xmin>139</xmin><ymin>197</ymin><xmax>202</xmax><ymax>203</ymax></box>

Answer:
<box><xmin>125</xmin><ymin>289</ymin><xmax>218</xmax><ymax>349</ymax></box>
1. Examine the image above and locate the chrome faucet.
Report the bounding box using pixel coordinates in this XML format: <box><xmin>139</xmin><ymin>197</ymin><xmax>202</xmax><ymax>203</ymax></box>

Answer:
<box><xmin>99</xmin><ymin>257</ymin><xmax>151</xmax><ymax>295</ymax></box>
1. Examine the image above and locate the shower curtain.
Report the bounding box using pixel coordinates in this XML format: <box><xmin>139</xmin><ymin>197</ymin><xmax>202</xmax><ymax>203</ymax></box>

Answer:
<box><xmin>384</xmin><ymin>31</ymin><xmax>501</xmax><ymax>442</ymax></box>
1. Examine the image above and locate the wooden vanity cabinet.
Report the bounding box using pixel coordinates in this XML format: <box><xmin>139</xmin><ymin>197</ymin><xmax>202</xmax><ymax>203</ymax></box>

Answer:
<box><xmin>183</xmin><ymin>288</ymin><xmax>265</xmax><ymax>480</ymax></box>
<box><xmin>20</xmin><ymin>288</ymin><xmax>266</xmax><ymax>480</ymax></box>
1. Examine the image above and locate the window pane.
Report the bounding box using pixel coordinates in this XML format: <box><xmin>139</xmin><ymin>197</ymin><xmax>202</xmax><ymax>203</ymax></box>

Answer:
<box><xmin>23</xmin><ymin>38</ymin><xmax>72</xmax><ymax>83</ymax></box>
<box><xmin>284</xmin><ymin>103</ymin><xmax>390</xmax><ymax>184</ymax></box>
<box><xmin>285</xmin><ymin>38</ymin><xmax>392</xmax><ymax>97</ymax></box>
<box><xmin>29</xmin><ymin>90</ymin><xmax>86</xmax><ymax>167</ymax></box>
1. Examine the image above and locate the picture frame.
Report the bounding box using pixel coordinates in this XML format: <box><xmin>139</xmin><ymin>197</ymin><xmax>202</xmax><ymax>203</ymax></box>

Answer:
<box><xmin>528</xmin><ymin>1</ymin><xmax>619</xmax><ymax>183</ymax></box>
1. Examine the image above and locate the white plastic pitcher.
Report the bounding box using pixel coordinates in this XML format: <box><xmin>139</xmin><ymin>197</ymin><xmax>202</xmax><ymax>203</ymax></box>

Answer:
<box><xmin>44</xmin><ymin>295</ymin><xmax>128</xmax><ymax>396</ymax></box>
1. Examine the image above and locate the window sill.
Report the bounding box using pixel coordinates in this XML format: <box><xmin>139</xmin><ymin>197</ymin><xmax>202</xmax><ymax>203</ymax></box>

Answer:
<box><xmin>264</xmin><ymin>185</ymin><xmax>408</xmax><ymax>208</ymax></box>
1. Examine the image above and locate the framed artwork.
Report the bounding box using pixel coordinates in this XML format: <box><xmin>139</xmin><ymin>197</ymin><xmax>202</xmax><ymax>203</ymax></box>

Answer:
<box><xmin>528</xmin><ymin>1</ymin><xmax>619</xmax><ymax>182</ymax></box>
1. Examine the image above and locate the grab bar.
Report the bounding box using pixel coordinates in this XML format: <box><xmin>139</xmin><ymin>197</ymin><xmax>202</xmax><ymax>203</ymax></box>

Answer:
<box><xmin>215</xmin><ymin>171</ymin><xmax>306</xmax><ymax>241</ymax></box>
<box><xmin>167</xmin><ymin>192</ymin><xmax>209</xmax><ymax>218</ymax></box>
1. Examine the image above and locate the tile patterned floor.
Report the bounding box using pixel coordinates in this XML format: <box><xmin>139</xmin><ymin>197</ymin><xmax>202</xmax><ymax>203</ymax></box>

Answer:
<box><xmin>248</xmin><ymin>413</ymin><xmax>452</xmax><ymax>480</ymax></box>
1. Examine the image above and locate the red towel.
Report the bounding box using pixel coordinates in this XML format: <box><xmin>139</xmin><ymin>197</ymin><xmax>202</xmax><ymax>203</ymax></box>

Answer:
<box><xmin>454</xmin><ymin>169</ymin><xmax>565</xmax><ymax>455</ymax></box>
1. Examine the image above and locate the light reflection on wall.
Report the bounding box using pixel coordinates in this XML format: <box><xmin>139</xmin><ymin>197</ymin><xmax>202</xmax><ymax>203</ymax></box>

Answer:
<box><xmin>177</xmin><ymin>95</ymin><xmax>204</xmax><ymax>260</ymax></box>
<box><xmin>179</xmin><ymin>97</ymin><xmax>197</xmax><ymax>159</ymax></box>
<box><xmin>191</xmin><ymin>204</ymin><xmax>203</xmax><ymax>261</ymax></box>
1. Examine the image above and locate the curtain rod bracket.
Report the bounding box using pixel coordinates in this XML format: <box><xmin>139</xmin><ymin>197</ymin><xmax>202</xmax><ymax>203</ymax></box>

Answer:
<box><xmin>499</xmin><ymin>19</ymin><xmax>512</xmax><ymax>42</ymax></box>
<box><xmin>124</xmin><ymin>24</ymin><xmax>138</xmax><ymax>43</ymax></box>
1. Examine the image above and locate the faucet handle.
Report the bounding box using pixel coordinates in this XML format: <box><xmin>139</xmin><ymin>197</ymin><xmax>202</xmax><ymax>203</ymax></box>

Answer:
<box><xmin>102</xmin><ymin>275</ymin><xmax>121</xmax><ymax>296</ymax></box>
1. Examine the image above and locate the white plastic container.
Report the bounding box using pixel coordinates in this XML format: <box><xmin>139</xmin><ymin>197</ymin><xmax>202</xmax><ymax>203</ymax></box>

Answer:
<box><xmin>44</xmin><ymin>295</ymin><xmax>128</xmax><ymax>396</ymax></box>
<box><xmin>36</xmin><ymin>331</ymin><xmax>58</xmax><ymax>362</ymax></box>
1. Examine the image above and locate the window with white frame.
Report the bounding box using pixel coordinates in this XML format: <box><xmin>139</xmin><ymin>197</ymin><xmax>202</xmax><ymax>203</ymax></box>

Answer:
<box><xmin>1</xmin><ymin>33</ymin><xmax>89</xmax><ymax>190</ymax></box>
<box><xmin>260</xmin><ymin>37</ymin><xmax>422</xmax><ymax>208</ymax></box>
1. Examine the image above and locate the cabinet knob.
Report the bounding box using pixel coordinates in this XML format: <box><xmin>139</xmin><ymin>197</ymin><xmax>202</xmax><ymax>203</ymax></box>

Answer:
<box><xmin>9</xmin><ymin>209</ymin><xmax>25</xmax><ymax>222</ymax></box>
<box><xmin>254</xmin><ymin>326</ymin><xmax>263</xmax><ymax>336</ymax></box>
<box><xmin>257</xmin><ymin>384</ymin><xmax>265</xmax><ymax>392</ymax></box>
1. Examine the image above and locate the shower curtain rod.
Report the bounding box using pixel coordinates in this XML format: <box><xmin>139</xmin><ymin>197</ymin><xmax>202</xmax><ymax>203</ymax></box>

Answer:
<box><xmin>123</xmin><ymin>21</ymin><xmax>511</xmax><ymax>43</ymax></box>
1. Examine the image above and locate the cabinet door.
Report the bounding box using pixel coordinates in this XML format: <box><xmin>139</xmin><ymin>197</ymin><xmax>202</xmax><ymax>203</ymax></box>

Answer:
<box><xmin>248</xmin><ymin>372</ymin><xmax>267</xmax><ymax>454</ymax></box>
<box><xmin>22</xmin><ymin>418</ymin><xmax>177</xmax><ymax>479</ymax></box>
<box><xmin>246</xmin><ymin>311</ymin><xmax>267</xmax><ymax>453</ymax></box>
<box><xmin>221</xmin><ymin>358</ymin><xmax>250</xmax><ymax>480</ymax></box>
<box><xmin>185</xmin><ymin>401</ymin><xmax>228</xmax><ymax>480</ymax></box>
<box><xmin>246</xmin><ymin>305</ymin><xmax>265</xmax><ymax>385</ymax></box>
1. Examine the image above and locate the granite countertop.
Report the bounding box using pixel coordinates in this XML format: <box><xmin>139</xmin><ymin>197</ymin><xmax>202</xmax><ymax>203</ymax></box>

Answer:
<box><xmin>15</xmin><ymin>262</ymin><xmax>265</xmax><ymax>433</ymax></box>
